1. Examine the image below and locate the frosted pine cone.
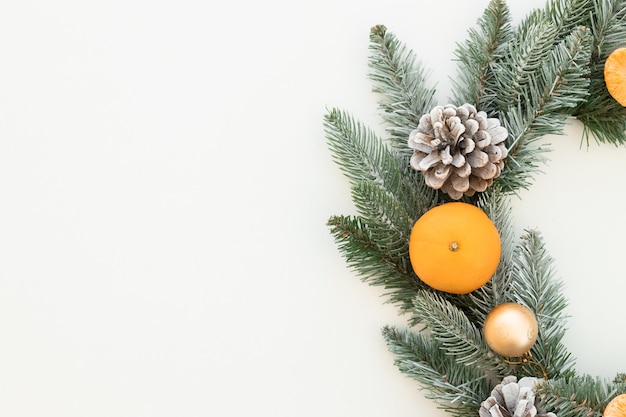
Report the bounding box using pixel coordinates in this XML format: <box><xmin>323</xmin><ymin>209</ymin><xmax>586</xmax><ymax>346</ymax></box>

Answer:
<box><xmin>408</xmin><ymin>103</ymin><xmax>508</xmax><ymax>200</ymax></box>
<box><xmin>479</xmin><ymin>376</ymin><xmax>556</xmax><ymax>417</ymax></box>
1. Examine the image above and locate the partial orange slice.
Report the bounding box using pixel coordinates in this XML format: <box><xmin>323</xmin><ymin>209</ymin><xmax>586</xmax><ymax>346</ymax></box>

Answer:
<box><xmin>605</xmin><ymin>47</ymin><xmax>626</xmax><ymax>106</ymax></box>
<box><xmin>604</xmin><ymin>393</ymin><xmax>626</xmax><ymax>417</ymax></box>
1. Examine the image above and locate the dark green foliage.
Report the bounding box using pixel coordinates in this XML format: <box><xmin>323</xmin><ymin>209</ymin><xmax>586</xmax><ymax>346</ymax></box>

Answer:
<box><xmin>543</xmin><ymin>0</ymin><xmax>594</xmax><ymax>38</ymax></box>
<box><xmin>489</xmin><ymin>17</ymin><xmax>560</xmax><ymax>114</ymax></box>
<box><xmin>324</xmin><ymin>108</ymin><xmax>436</xmax><ymax>222</ymax></box>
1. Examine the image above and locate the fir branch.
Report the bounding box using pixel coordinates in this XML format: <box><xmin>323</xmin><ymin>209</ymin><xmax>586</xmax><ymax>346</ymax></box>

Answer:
<box><xmin>325</xmin><ymin>107</ymin><xmax>440</xmax><ymax>316</ymax></box>
<box><xmin>368</xmin><ymin>25</ymin><xmax>438</xmax><ymax>151</ymax></box>
<box><xmin>462</xmin><ymin>189</ymin><xmax>517</xmax><ymax>323</ymax></box>
<box><xmin>327</xmin><ymin>215</ymin><xmax>426</xmax><ymax>314</ymax></box>
<box><xmin>324</xmin><ymin>107</ymin><xmax>435</xmax><ymax>221</ymax></box>
<box><xmin>576</xmin><ymin>0</ymin><xmax>626</xmax><ymax>144</ymax></box>
<box><xmin>543</xmin><ymin>0</ymin><xmax>594</xmax><ymax>39</ymax></box>
<box><xmin>452</xmin><ymin>0</ymin><xmax>513</xmax><ymax>111</ymax></box>
<box><xmin>578</xmin><ymin>94</ymin><xmax>626</xmax><ymax>145</ymax></box>
<box><xmin>509</xmin><ymin>230</ymin><xmax>574</xmax><ymax>379</ymax></box>
<box><xmin>350</xmin><ymin>180</ymin><xmax>413</xmax><ymax>252</ymax></box>
<box><xmin>324</xmin><ymin>107</ymin><xmax>402</xmax><ymax>190</ymax></box>
<box><xmin>535</xmin><ymin>374</ymin><xmax>626</xmax><ymax>417</ymax></box>
<box><xmin>382</xmin><ymin>326</ymin><xmax>489</xmax><ymax>416</ymax></box>
<box><xmin>413</xmin><ymin>290</ymin><xmax>513</xmax><ymax>376</ymax></box>
<box><xmin>490</xmin><ymin>17</ymin><xmax>559</xmax><ymax>113</ymax></box>
<box><xmin>497</xmin><ymin>26</ymin><xmax>593</xmax><ymax>193</ymax></box>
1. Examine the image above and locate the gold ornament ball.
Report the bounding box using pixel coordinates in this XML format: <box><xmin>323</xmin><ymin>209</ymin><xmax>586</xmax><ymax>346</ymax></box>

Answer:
<box><xmin>483</xmin><ymin>303</ymin><xmax>538</xmax><ymax>357</ymax></box>
<box><xmin>605</xmin><ymin>394</ymin><xmax>626</xmax><ymax>417</ymax></box>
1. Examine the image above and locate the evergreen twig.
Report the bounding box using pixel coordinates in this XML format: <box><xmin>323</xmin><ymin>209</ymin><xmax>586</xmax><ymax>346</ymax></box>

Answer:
<box><xmin>383</xmin><ymin>326</ymin><xmax>490</xmax><ymax>417</ymax></box>
<box><xmin>368</xmin><ymin>25</ymin><xmax>437</xmax><ymax>151</ymax></box>
<box><xmin>544</xmin><ymin>0</ymin><xmax>594</xmax><ymax>38</ymax></box>
<box><xmin>324</xmin><ymin>108</ymin><xmax>436</xmax><ymax>222</ymax></box>
<box><xmin>535</xmin><ymin>374</ymin><xmax>626</xmax><ymax>417</ymax></box>
<box><xmin>452</xmin><ymin>0</ymin><xmax>513</xmax><ymax>111</ymax></box>
<box><xmin>327</xmin><ymin>214</ymin><xmax>425</xmax><ymax>315</ymax></box>
<box><xmin>509</xmin><ymin>230</ymin><xmax>574</xmax><ymax>379</ymax></box>
<box><xmin>576</xmin><ymin>0</ymin><xmax>626</xmax><ymax>145</ymax></box>
<box><xmin>463</xmin><ymin>189</ymin><xmax>517</xmax><ymax>323</ymax></box>
<box><xmin>498</xmin><ymin>26</ymin><xmax>593</xmax><ymax>193</ymax></box>
<box><xmin>490</xmin><ymin>16</ymin><xmax>559</xmax><ymax>114</ymax></box>
<box><xmin>412</xmin><ymin>290</ymin><xmax>513</xmax><ymax>377</ymax></box>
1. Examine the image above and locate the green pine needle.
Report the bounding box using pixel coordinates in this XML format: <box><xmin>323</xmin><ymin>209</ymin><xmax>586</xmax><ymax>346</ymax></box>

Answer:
<box><xmin>463</xmin><ymin>189</ymin><xmax>517</xmax><ymax>322</ymax></box>
<box><xmin>324</xmin><ymin>107</ymin><xmax>436</xmax><ymax>222</ymax></box>
<box><xmin>490</xmin><ymin>16</ymin><xmax>559</xmax><ymax>113</ymax></box>
<box><xmin>535</xmin><ymin>374</ymin><xmax>626</xmax><ymax>417</ymax></box>
<box><xmin>509</xmin><ymin>230</ymin><xmax>574</xmax><ymax>379</ymax></box>
<box><xmin>327</xmin><ymin>214</ymin><xmax>426</xmax><ymax>315</ymax></box>
<box><xmin>412</xmin><ymin>290</ymin><xmax>513</xmax><ymax>376</ymax></box>
<box><xmin>497</xmin><ymin>26</ymin><xmax>593</xmax><ymax>193</ymax></box>
<box><xmin>368</xmin><ymin>25</ymin><xmax>437</xmax><ymax>150</ymax></box>
<box><xmin>382</xmin><ymin>325</ymin><xmax>490</xmax><ymax>417</ymax></box>
<box><xmin>543</xmin><ymin>0</ymin><xmax>595</xmax><ymax>38</ymax></box>
<box><xmin>452</xmin><ymin>0</ymin><xmax>513</xmax><ymax>110</ymax></box>
<box><xmin>576</xmin><ymin>0</ymin><xmax>626</xmax><ymax>145</ymax></box>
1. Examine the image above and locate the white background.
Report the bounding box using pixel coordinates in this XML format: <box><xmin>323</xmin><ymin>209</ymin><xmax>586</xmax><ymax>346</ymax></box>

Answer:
<box><xmin>1</xmin><ymin>0</ymin><xmax>625</xmax><ymax>416</ymax></box>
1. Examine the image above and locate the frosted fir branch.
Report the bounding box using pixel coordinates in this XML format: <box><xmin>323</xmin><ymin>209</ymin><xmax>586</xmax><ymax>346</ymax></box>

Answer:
<box><xmin>489</xmin><ymin>17</ymin><xmax>559</xmax><ymax>114</ymax></box>
<box><xmin>382</xmin><ymin>326</ymin><xmax>489</xmax><ymax>417</ymax></box>
<box><xmin>327</xmin><ymin>215</ymin><xmax>426</xmax><ymax>315</ymax></box>
<box><xmin>535</xmin><ymin>374</ymin><xmax>626</xmax><ymax>417</ymax></box>
<box><xmin>508</xmin><ymin>230</ymin><xmax>574</xmax><ymax>379</ymax></box>
<box><xmin>413</xmin><ymin>290</ymin><xmax>513</xmax><ymax>376</ymax></box>
<box><xmin>324</xmin><ymin>108</ymin><xmax>402</xmax><ymax>190</ymax></box>
<box><xmin>350</xmin><ymin>180</ymin><xmax>413</xmax><ymax>252</ymax></box>
<box><xmin>462</xmin><ymin>189</ymin><xmax>517</xmax><ymax>323</ymax></box>
<box><xmin>368</xmin><ymin>25</ymin><xmax>437</xmax><ymax>150</ymax></box>
<box><xmin>452</xmin><ymin>0</ymin><xmax>513</xmax><ymax>111</ymax></box>
<box><xmin>324</xmin><ymin>108</ymin><xmax>436</xmax><ymax>223</ymax></box>
<box><xmin>497</xmin><ymin>26</ymin><xmax>593</xmax><ymax>194</ymax></box>
<box><xmin>543</xmin><ymin>0</ymin><xmax>594</xmax><ymax>39</ymax></box>
<box><xmin>576</xmin><ymin>0</ymin><xmax>626</xmax><ymax>145</ymax></box>
<box><xmin>588</xmin><ymin>0</ymin><xmax>626</xmax><ymax>58</ymax></box>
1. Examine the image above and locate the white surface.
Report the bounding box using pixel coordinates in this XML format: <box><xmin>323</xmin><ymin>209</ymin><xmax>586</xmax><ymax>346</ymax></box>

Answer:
<box><xmin>0</xmin><ymin>0</ymin><xmax>623</xmax><ymax>416</ymax></box>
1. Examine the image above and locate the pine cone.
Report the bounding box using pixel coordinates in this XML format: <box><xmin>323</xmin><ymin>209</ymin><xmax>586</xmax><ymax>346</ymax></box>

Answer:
<box><xmin>408</xmin><ymin>104</ymin><xmax>508</xmax><ymax>200</ymax></box>
<box><xmin>479</xmin><ymin>376</ymin><xmax>556</xmax><ymax>417</ymax></box>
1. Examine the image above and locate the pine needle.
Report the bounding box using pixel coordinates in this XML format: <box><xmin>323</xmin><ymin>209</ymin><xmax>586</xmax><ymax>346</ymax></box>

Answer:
<box><xmin>368</xmin><ymin>25</ymin><xmax>438</xmax><ymax>150</ymax></box>
<box><xmin>509</xmin><ymin>230</ymin><xmax>574</xmax><ymax>379</ymax></box>
<box><xmin>382</xmin><ymin>325</ymin><xmax>490</xmax><ymax>416</ymax></box>
<box><xmin>535</xmin><ymin>374</ymin><xmax>626</xmax><ymax>417</ymax></box>
<box><xmin>452</xmin><ymin>0</ymin><xmax>513</xmax><ymax>110</ymax></box>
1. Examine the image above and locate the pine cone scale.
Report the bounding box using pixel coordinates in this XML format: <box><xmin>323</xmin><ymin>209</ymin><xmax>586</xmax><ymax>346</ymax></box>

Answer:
<box><xmin>480</xmin><ymin>376</ymin><xmax>556</xmax><ymax>417</ymax></box>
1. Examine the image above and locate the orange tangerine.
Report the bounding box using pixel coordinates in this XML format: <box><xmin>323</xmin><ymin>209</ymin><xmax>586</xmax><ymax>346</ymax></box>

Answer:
<box><xmin>408</xmin><ymin>202</ymin><xmax>501</xmax><ymax>294</ymax></box>
<box><xmin>604</xmin><ymin>394</ymin><xmax>626</xmax><ymax>417</ymax></box>
<box><xmin>605</xmin><ymin>47</ymin><xmax>626</xmax><ymax>106</ymax></box>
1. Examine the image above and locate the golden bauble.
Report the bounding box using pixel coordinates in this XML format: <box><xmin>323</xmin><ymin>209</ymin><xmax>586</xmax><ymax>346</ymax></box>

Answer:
<box><xmin>483</xmin><ymin>303</ymin><xmax>538</xmax><ymax>357</ymax></box>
